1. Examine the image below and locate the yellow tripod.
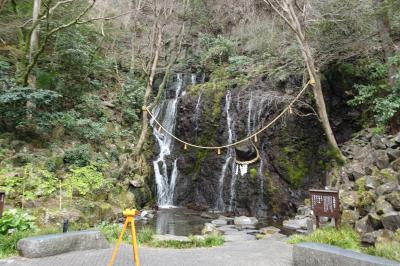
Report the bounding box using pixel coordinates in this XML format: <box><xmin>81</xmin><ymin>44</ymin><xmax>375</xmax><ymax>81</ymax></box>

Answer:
<box><xmin>108</xmin><ymin>209</ymin><xmax>140</xmax><ymax>266</ymax></box>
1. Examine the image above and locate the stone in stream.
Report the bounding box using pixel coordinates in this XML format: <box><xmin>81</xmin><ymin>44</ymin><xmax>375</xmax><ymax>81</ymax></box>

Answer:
<box><xmin>202</xmin><ymin>223</ymin><xmax>219</xmax><ymax>235</ymax></box>
<box><xmin>259</xmin><ymin>226</ymin><xmax>281</xmax><ymax>235</ymax></box>
<box><xmin>283</xmin><ymin>218</ymin><xmax>310</xmax><ymax>230</ymax></box>
<box><xmin>211</xmin><ymin>219</ymin><xmax>228</xmax><ymax>226</ymax></box>
<box><xmin>233</xmin><ymin>216</ymin><xmax>258</xmax><ymax>226</ymax></box>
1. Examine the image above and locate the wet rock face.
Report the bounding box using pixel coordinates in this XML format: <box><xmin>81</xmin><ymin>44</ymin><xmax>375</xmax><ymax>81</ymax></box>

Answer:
<box><xmin>169</xmin><ymin>78</ymin><xmax>331</xmax><ymax>217</ymax></box>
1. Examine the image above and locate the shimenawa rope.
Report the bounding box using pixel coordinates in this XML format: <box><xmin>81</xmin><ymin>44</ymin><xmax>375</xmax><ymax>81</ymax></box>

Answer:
<box><xmin>144</xmin><ymin>79</ymin><xmax>314</xmax><ymax>151</ymax></box>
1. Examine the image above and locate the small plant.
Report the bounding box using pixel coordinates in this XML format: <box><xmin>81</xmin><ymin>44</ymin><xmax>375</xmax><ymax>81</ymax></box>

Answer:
<box><xmin>0</xmin><ymin>209</ymin><xmax>36</xmax><ymax>235</ymax></box>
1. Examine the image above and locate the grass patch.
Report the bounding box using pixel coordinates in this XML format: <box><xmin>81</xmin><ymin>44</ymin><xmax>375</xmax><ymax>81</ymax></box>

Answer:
<box><xmin>148</xmin><ymin>234</ymin><xmax>224</xmax><ymax>249</ymax></box>
<box><xmin>288</xmin><ymin>226</ymin><xmax>361</xmax><ymax>251</ymax></box>
<box><xmin>288</xmin><ymin>226</ymin><xmax>400</xmax><ymax>262</ymax></box>
<box><xmin>99</xmin><ymin>224</ymin><xmax>223</xmax><ymax>249</ymax></box>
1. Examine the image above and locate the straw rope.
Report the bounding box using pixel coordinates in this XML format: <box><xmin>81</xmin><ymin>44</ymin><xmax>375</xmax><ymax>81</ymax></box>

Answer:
<box><xmin>145</xmin><ymin>79</ymin><xmax>314</xmax><ymax>151</ymax></box>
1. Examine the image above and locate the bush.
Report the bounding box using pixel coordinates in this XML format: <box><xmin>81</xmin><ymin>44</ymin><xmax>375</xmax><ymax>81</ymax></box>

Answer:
<box><xmin>63</xmin><ymin>144</ymin><xmax>92</xmax><ymax>167</ymax></box>
<box><xmin>0</xmin><ymin>209</ymin><xmax>36</xmax><ymax>235</ymax></box>
<box><xmin>64</xmin><ymin>164</ymin><xmax>109</xmax><ymax>198</ymax></box>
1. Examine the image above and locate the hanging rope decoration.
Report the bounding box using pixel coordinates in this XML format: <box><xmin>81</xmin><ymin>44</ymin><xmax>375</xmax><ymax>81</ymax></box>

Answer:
<box><xmin>144</xmin><ymin>79</ymin><xmax>314</xmax><ymax>154</ymax></box>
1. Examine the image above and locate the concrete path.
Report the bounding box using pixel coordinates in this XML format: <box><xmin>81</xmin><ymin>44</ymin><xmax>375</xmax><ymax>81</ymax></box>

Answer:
<box><xmin>0</xmin><ymin>238</ymin><xmax>293</xmax><ymax>266</ymax></box>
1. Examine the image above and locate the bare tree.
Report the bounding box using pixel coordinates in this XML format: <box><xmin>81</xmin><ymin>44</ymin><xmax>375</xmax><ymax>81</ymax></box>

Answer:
<box><xmin>263</xmin><ymin>0</ymin><xmax>345</xmax><ymax>161</ymax></box>
<box><xmin>29</xmin><ymin>0</ymin><xmax>41</xmax><ymax>62</ymax></box>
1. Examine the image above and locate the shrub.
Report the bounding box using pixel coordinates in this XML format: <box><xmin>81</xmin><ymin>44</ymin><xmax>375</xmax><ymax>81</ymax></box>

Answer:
<box><xmin>64</xmin><ymin>164</ymin><xmax>109</xmax><ymax>198</ymax></box>
<box><xmin>63</xmin><ymin>144</ymin><xmax>92</xmax><ymax>167</ymax></box>
<box><xmin>0</xmin><ymin>209</ymin><xmax>36</xmax><ymax>235</ymax></box>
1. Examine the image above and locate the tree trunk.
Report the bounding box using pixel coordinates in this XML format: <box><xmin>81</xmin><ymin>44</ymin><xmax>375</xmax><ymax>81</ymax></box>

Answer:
<box><xmin>135</xmin><ymin>26</ymin><xmax>163</xmax><ymax>154</ymax></box>
<box><xmin>30</xmin><ymin>0</ymin><xmax>41</xmax><ymax>63</ymax></box>
<box><xmin>286</xmin><ymin>0</ymin><xmax>345</xmax><ymax>161</ymax></box>
<box><xmin>373</xmin><ymin>0</ymin><xmax>396</xmax><ymax>87</ymax></box>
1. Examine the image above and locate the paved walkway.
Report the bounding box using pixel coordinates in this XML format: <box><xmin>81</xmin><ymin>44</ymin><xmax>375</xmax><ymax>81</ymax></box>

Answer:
<box><xmin>0</xmin><ymin>239</ymin><xmax>293</xmax><ymax>266</ymax></box>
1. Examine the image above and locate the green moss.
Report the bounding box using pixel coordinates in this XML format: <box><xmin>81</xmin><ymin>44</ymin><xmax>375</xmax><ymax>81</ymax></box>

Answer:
<box><xmin>249</xmin><ymin>168</ymin><xmax>257</xmax><ymax>181</ymax></box>
<box><xmin>279</xmin><ymin>149</ymin><xmax>308</xmax><ymax>188</ymax></box>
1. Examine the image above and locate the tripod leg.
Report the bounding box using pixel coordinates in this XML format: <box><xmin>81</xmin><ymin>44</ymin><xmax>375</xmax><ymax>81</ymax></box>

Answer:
<box><xmin>108</xmin><ymin>219</ymin><xmax>128</xmax><ymax>266</ymax></box>
<box><xmin>130</xmin><ymin>218</ymin><xmax>140</xmax><ymax>266</ymax></box>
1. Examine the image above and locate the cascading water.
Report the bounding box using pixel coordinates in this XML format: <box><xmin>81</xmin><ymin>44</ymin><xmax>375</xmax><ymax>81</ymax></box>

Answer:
<box><xmin>215</xmin><ymin>91</ymin><xmax>236</xmax><ymax>212</ymax></box>
<box><xmin>151</xmin><ymin>74</ymin><xmax>184</xmax><ymax>208</ymax></box>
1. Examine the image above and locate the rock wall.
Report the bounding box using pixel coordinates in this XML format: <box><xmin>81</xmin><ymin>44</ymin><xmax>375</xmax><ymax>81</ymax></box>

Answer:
<box><xmin>164</xmin><ymin>77</ymin><xmax>334</xmax><ymax>218</ymax></box>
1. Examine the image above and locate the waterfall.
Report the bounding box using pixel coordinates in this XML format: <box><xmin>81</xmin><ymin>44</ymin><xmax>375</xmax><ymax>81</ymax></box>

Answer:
<box><xmin>247</xmin><ymin>91</ymin><xmax>253</xmax><ymax>135</ymax></box>
<box><xmin>151</xmin><ymin>74</ymin><xmax>184</xmax><ymax>208</ymax></box>
<box><xmin>194</xmin><ymin>92</ymin><xmax>202</xmax><ymax>134</ymax></box>
<box><xmin>215</xmin><ymin>91</ymin><xmax>236</xmax><ymax>212</ymax></box>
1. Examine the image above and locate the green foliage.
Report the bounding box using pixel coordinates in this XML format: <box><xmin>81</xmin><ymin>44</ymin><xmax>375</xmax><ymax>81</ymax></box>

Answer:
<box><xmin>117</xmin><ymin>78</ymin><xmax>145</xmax><ymax>132</ymax></box>
<box><xmin>148</xmin><ymin>234</ymin><xmax>224</xmax><ymax>249</ymax></box>
<box><xmin>348</xmin><ymin>55</ymin><xmax>400</xmax><ymax>126</ymax></box>
<box><xmin>0</xmin><ymin>164</ymin><xmax>58</xmax><ymax>202</ymax></box>
<box><xmin>281</xmin><ymin>148</ymin><xmax>308</xmax><ymax>188</ymax></box>
<box><xmin>197</xmin><ymin>34</ymin><xmax>235</xmax><ymax>71</ymax></box>
<box><xmin>0</xmin><ymin>209</ymin><xmax>36</xmax><ymax>235</ymax></box>
<box><xmin>64</xmin><ymin>164</ymin><xmax>109</xmax><ymax>198</ymax></box>
<box><xmin>288</xmin><ymin>226</ymin><xmax>361</xmax><ymax>251</ymax></box>
<box><xmin>63</xmin><ymin>144</ymin><xmax>92</xmax><ymax>167</ymax></box>
<box><xmin>137</xmin><ymin>226</ymin><xmax>155</xmax><ymax>244</ymax></box>
<box><xmin>0</xmin><ymin>230</ymin><xmax>33</xmax><ymax>259</ymax></box>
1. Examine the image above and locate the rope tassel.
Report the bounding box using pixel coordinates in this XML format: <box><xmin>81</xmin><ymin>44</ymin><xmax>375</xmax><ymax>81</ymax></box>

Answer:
<box><xmin>217</xmin><ymin>148</ymin><xmax>221</xmax><ymax>155</ymax></box>
<box><xmin>184</xmin><ymin>144</ymin><xmax>188</xmax><ymax>150</ymax></box>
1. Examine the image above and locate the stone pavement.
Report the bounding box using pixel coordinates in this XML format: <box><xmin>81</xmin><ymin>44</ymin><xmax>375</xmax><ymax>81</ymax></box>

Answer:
<box><xmin>0</xmin><ymin>238</ymin><xmax>293</xmax><ymax>266</ymax></box>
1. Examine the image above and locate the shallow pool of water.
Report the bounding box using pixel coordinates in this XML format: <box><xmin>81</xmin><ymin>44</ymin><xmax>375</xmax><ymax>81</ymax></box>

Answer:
<box><xmin>136</xmin><ymin>208</ymin><xmax>211</xmax><ymax>236</ymax></box>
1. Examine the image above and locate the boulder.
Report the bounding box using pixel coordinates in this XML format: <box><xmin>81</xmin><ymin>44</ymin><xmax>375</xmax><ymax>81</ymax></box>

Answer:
<box><xmin>341</xmin><ymin>210</ymin><xmax>359</xmax><ymax>226</ymax></box>
<box><xmin>361</xmin><ymin>229</ymin><xmax>395</xmax><ymax>245</ymax></box>
<box><xmin>283</xmin><ymin>218</ymin><xmax>310</xmax><ymax>230</ymax></box>
<box><xmin>200</xmin><ymin>212</ymin><xmax>218</xmax><ymax>219</ymax></box>
<box><xmin>233</xmin><ymin>216</ymin><xmax>258</xmax><ymax>226</ymax></box>
<box><xmin>259</xmin><ymin>226</ymin><xmax>281</xmax><ymax>235</ymax></box>
<box><xmin>211</xmin><ymin>219</ymin><xmax>228</xmax><ymax>226</ymax></box>
<box><xmin>381</xmin><ymin>212</ymin><xmax>400</xmax><ymax>231</ymax></box>
<box><xmin>371</xmin><ymin>135</ymin><xmax>386</xmax><ymax>149</ymax></box>
<box><xmin>386</xmin><ymin>192</ymin><xmax>400</xmax><ymax>211</ymax></box>
<box><xmin>140</xmin><ymin>210</ymin><xmax>156</xmax><ymax>219</ymax></box>
<box><xmin>377</xmin><ymin>182</ymin><xmax>398</xmax><ymax>196</ymax></box>
<box><xmin>387</xmin><ymin>148</ymin><xmax>400</xmax><ymax>162</ymax></box>
<box><xmin>372</xmin><ymin>150</ymin><xmax>390</xmax><ymax>169</ymax></box>
<box><xmin>391</xmin><ymin>158</ymin><xmax>400</xmax><ymax>171</ymax></box>
<box><xmin>202</xmin><ymin>223</ymin><xmax>219</xmax><ymax>235</ymax></box>
<box><xmin>17</xmin><ymin>231</ymin><xmax>109</xmax><ymax>258</ymax></box>
<box><xmin>355</xmin><ymin>216</ymin><xmax>373</xmax><ymax>235</ymax></box>
<box><xmin>375</xmin><ymin>197</ymin><xmax>394</xmax><ymax>215</ymax></box>
<box><xmin>364</xmin><ymin>176</ymin><xmax>378</xmax><ymax>190</ymax></box>
<box><xmin>340</xmin><ymin>191</ymin><xmax>358</xmax><ymax>209</ymax></box>
<box><xmin>346</xmin><ymin>162</ymin><xmax>365</xmax><ymax>180</ymax></box>
<box><xmin>297</xmin><ymin>206</ymin><xmax>311</xmax><ymax>216</ymax></box>
<box><xmin>368</xmin><ymin>213</ymin><xmax>383</xmax><ymax>230</ymax></box>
